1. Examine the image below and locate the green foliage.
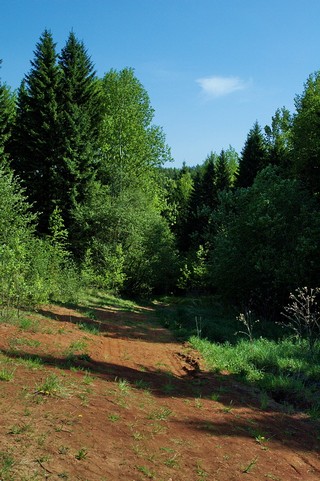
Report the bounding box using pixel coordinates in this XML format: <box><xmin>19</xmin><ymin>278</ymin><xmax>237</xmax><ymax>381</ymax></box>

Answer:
<box><xmin>11</xmin><ymin>30</ymin><xmax>61</xmax><ymax>234</ymax></box>
<box><xmin>191</xmin><ymin>334</ymin><xmax>320</xmax><ymax>411</ymax></box>
<box><xmin>178</xmin><ymin>245</ymin><xmax>209</xmax><ymax>292</ymax></box>
<box><xmin>264</xmin><ymin>107</ymin><xmax>293</xmax><ymax>170</ymax></box>
<box><xmin>99</xmin><ymin>67</ymin><xmax>171</xmax><ymax>194</ymax></box>
<box><xmin>210</xmin><ymin>166</ymin><xmax>320</xmax><ymax>314</ymax></box>
<box><xmin>292</xmin><ymin>71</ymin><xmax>320</xmax><ymax>194</ymax></box>
<box><xmin>236</xmin><ymin>121</ymin><xmax>268</xmax><ymax>188</ymax></box>
<box><xmin>57</xmin><ymin>31</ymin><xmax>102</xmax><ymax>232</ymax></box>
<box><xmin>0</xmin><ymin>167</ymin><xmax>35</xmax><ymax>311</ymax></box>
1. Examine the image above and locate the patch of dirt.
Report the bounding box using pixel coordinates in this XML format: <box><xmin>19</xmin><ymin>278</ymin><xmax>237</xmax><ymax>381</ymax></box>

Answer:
<box><xmin>0</xmin><ymin>299</ymin><xmax>319</xmax><ymax>481</ymax></box>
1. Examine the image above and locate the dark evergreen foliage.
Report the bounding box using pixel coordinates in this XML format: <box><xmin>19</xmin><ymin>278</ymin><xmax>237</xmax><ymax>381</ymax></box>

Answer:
<box><xmin>236</xmin><ymin>121</ymin><xmax>267</xmax><ymax>188</ymax></box>
<box><xmin>292</xmin><ymin>72</ymin><xmax>320</xmax><ymax>195</ymax></box>
<box><xmin>10</xmin><ymin>30</ymin><xmax>60</xmax><ymax>233</ymax></box>
<box><xmin>57</xmin><ymin>31</ymin><xmax>102</xmax><ymax>226</ymax></box>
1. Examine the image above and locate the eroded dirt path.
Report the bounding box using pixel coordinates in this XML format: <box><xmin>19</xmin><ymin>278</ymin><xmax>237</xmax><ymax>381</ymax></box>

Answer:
<box><xmin>0</xmin><ymin>298</ymin><xmax>319</xmax><ymax>481</ymax></box>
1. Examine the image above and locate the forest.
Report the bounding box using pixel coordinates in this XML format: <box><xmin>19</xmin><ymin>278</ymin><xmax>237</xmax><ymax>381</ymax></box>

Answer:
<box><xmin>0</xmin><ymin>29</ymin><xmax>320</xmax><ymax>332</ymax></box>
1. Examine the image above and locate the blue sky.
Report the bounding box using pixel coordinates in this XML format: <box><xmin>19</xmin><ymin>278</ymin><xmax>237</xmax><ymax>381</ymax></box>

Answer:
<box><xmin>1</xmin><ymin>0</ymin><xmax>320</xmax><ymax>167</ymax></box>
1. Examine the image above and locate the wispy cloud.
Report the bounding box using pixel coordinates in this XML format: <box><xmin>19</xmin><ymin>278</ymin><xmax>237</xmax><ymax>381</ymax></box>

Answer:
<box><xmin>196</xmin><ymin>75</ymin><xmax>249</xmax><ymax>98</ymax></box>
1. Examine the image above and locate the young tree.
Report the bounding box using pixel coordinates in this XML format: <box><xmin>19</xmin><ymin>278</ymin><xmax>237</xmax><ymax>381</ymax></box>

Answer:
<box><xmin>201</xmin><ymin>152</ymin><xmax>217</xmax><ymax>209</ymax></box>
<box><xmin>224</xmin><ymin>145</ymin><xmax>239</xmax><ymax>186</ymax></box>
<box><xmin>99</xmin><ymin>68</ymin><xmax>171</xmax><ymax>195</ymax></box>
<box><xmin>264</xmin><ymin>107</ymin><xmax>292</xmax><ymax>171</ymax></box>
<box><xmin>236</xmin><ymin>121</ymin><xmax>267</xmax><ymax>188</ymax></box>
<box><xmin>216</xmin><ymin>149</ymin><xmax>231</xmax><ymax>192</ymax></box>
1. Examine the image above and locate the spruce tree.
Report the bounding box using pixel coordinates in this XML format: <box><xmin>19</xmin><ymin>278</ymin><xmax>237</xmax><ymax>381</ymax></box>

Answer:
<box><xmin>201</xmin><ymin>153</ymin><xmax>217</xmax><ymax>209</ymax></box>
<box><xmin>11</xmin><ymin>30</ymin><xmax>60</xmax><ymax>233</ymax></box>
<box><xmin>57</xmin><ymin>31</ymin><xmax>101</xmax><ymax>224</ymax></box>
<box><xmin>237</xmin><ymin>121</ymin><xmax>267</xmax><ymax>188</ymax></box>
<box><xmin>215</xmin><ymin>149</ymin><xmax>231</xmax><ymax>193</ymax></box>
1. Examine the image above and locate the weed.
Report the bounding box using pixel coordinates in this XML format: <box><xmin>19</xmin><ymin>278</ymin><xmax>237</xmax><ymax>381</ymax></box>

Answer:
<box><xmin>196</xmin><ymin>462</ymin><xmax>208</xmax><ymax>480</ymax></box>
<box><xmin>108</xmin><ymin>413</ymin><xmax>120</xmax><ymax>422</ymax></box>
<box><xmin>58</xmin><ymin>473</ymin><xmax>69</xmax><ymax>479</ymax></box>
<box><xmin>8</xmin><ymin>423</ymin><xmax>31</xmax><ymax>435</ymax></box>
<box><xmin>83</xmin><ymin>309</ymin><xmax>97</xmax><ymax>320</ymax></box>
<box><xmin>78</xmin><ymin>392</ymin><xmax>90</xmax><ymax>406</ymax></box>
<box><xmin>0</xmin><ymin>368</ymin><xmax>14</xmax><ymax>381</ymax></box>
<box><xmin>37</xmin><ymin>433</ymin><xmax>47</xmax><ymax>446</ymax></box>
<box><xmin>78</xmin><ymin>322</ymin><xmax>100</xmax><ymax>335</ymax></box>
<box><xmin>18</xmin><ymin>317</ymin><xmax>39</xmax><ymax>332</ymax></box>
<box><xmin>210</xmin><ymin>393</ymin><xmax>220</xmax><ymax>402</ymax></box>
<box><xmin>148</xmin><ymin>407</ymin><xmax>173</xmax><ymax>421</ymax></box>
<box><xmin>162</xmin><ymin>380</ymin><xmax>175</xmax><ymax>394</ymax></box>
<box><xmin>134</xmin><ymin>379</ymin><xmax>151</xmax><ymax>391</ymax></box>
<box><xmin>18</xmin><ymin>355</ymin><xmax>43</xmax><ymax>369</ymax></box>
<box><xmin>151</xmin><ymin>422</ymin><xmax>167</xmax><ymax>435</ymax></box>
<box><xmin>194</xmin><ymin>397</ymin><xmax>203</xmax><ymax>409</ymax></box>
<box><xmin>0</xmin><ymin>450</ymin><xmax>15</xmax><ymax>478</ymax></box>
<box><xmin>82</xmin><ymin>371</ymin><xmax>95</xmax><ymax>385</ymax></box>
<box><xmin>35</xmin><ymin>373</ymin><xmax>63</xmax><ymax>396</ymax></box>
<box><xmin>75</xmin><ymin>448</ymin><xmax>88</xmax><ymax>460</ymax></box>
<box><xmin>10</xmin><ymin>337</ymin><xmax>41</xmax><ymax>348</ymax></box>
<box><xmin>236</xmin><ymin>309</ymin><xmax>259</xmax><ymax>342</ymax></box>
<box><xmin>221</xmin><ymin>401</ymin><xmax>233</xmax><ymax>413</ymax></box>
<box><xmin>117</xmin><ymin>378</ymin><xmax>131</xmax><ymax>394</ymax></box>
<box><xmin>58</xmin><ymin>446</ymin><xmax>70</xmax><ymax>455</ymax></box>
<box><xmin>164</xmin><ymin>454</ymin><xmax>179</xmax><ymax>468</ymax></box>
<box><xmin>242</xmin><ymin>457</ymin><xmax>258</xmax><ymax>473</ymax></box>
<box><xmin>67</xmin><ymin>339</ymin><xmax>88</xmax><ymax>353</ymax></box>
<box><xmin>281</xmin><ymin>286</ymin><xmax>320</xmax><ymax>351</ymax></box>
<box><xmin>307</xmin><ymin>403</ymin><xmax>320</xmax><ymax>420</ymax></box>
<box><xmin>136</xmin><ymin>465</ymin><xmax>155</xmax><ymax>479</ymax></box>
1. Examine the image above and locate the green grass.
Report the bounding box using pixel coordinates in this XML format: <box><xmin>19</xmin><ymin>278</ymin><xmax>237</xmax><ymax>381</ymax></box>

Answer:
<box><xmin>190</xmin><ymin>335</ymin><xmax>320</xmax><ymax>412</ymax></box>
<box><xmin>0</xmin><ymin>368</ymin><xmax>15</xmax><ymax>381</ymax></box>
<box><xmin>35</xmin><ymin>373</ymin><xmax>64</xmax><ymax>396</ymax></box>
<box><xmin>0</xmin><ymin>450</ymin><xmax>15</xmax><ymax>480</ymax></box>
<box><xmin>157</xmin><ymin>296</ymin><xmax>320</xmax><ymax>415</ymax></box>
<box><xmin>78</xmin><ymin>321</ymin><xmax>100</xmax><ymax>335</ymax></box>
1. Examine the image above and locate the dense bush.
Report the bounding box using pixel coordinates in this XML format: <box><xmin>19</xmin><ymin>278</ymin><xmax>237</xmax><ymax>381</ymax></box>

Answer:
<box><xmin>210</xmin><ymin>166</ymin><xmax>320</xmax><ymax>315</ymax></box>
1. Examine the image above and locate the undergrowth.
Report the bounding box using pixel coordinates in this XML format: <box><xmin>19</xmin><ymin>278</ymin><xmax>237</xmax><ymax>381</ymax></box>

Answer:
<box><xmin>157</xmin><ymin>296</ymin><xmax>320</xmax><ymax>416</ymax></box>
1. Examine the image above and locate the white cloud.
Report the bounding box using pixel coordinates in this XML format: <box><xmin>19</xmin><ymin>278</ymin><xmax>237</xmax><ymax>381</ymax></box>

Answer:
<box><xmin>196</xmin><ymin>75</ymin><xmax>249</xmax><ymax>98</ymax></box>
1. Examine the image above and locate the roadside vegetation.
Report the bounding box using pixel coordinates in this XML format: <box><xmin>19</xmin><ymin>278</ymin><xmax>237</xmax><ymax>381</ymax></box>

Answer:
<box><xmin>158</xmin><ymin>294</ymin><xmax>320</xmax><ymax>418</ymax></box>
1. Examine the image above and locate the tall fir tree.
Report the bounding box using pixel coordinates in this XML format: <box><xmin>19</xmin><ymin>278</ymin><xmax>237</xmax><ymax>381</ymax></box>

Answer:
<box><xmin>10</xmin><ymin>30</ymin><xmax>60</xmax><ymax>233</ymax></box>
<box><xmin>201</xmin><ymin>152</ymin><xmax>217</xmax><ymax>209</ymax></box>
<box><xmin>57</xmin><ymin>31</ymin><xmax>102</xmax><ymax>230</ymax></box>
<box><xmin>236</xmin><ymin>121</ymin><xmax>267</xmax><ymax>188</ymax></box>
<box><xmin>215</xmin><ymin>149</ymin><xmax>231</xmax><ymax>192</ymax></box>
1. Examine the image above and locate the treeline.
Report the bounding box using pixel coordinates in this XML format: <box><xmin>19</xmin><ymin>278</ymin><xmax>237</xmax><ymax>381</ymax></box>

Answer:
<box><xmin>1</xmin><ymin>30</ymin><xmax>320</xmax><ymax>317</ymax></box>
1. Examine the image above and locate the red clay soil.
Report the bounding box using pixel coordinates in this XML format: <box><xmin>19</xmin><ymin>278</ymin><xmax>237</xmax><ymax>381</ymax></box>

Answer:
<box><xmin>0</xmin><ymin>298</ymin><xmax>319</xmax><ymax>481</ymax></box>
